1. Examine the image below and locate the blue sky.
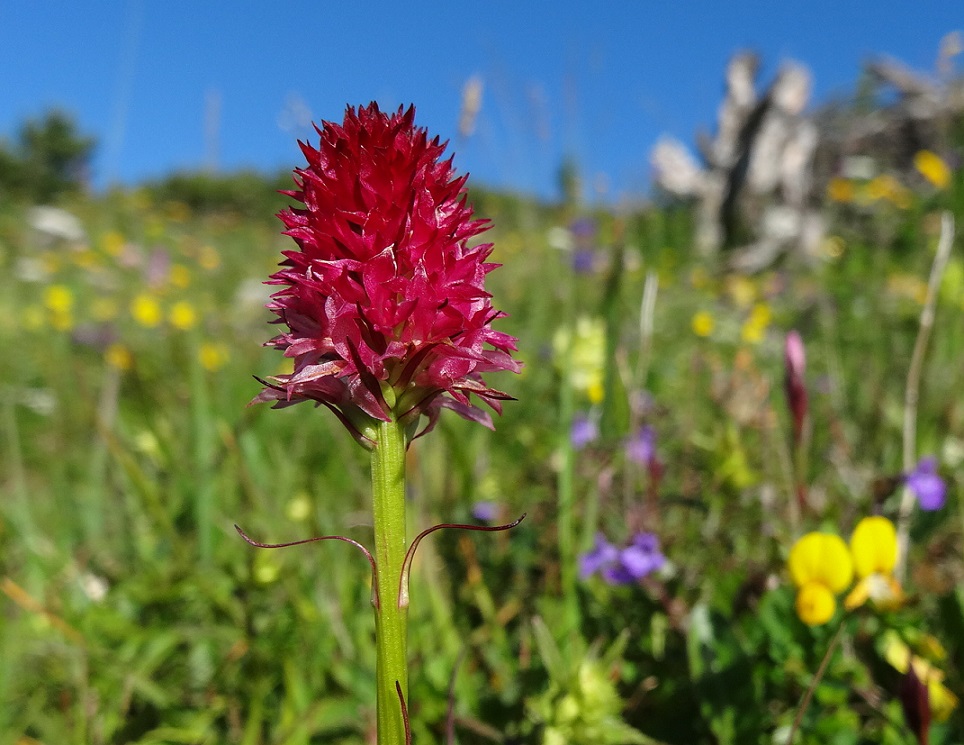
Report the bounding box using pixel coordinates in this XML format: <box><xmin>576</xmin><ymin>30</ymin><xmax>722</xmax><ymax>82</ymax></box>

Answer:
<box><xmin>1</xmin><ymin>2</ymin><xmax>959</xmax><ymax>201</ymax></box>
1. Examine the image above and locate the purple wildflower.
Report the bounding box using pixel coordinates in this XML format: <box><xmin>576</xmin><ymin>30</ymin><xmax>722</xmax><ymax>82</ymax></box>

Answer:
<box><xmin>569</xmin><ymin>217</ymin><xmax>596</xmax><ymax>242</ymax></box>
<box><xmin>620</xmin><ymin>532</ymin><xmax>666</xmax><ymax>577</ymax></box>
<box><xmin>572</xmin><ymin>248</ymin><xmax>595</xmax><ymax>274</ymax></box>
<box><xmin>471</xmin><ymin>500</ymin><xmax>498</xmax><ymax>522</ymax></box>
<box><xmin>579</xmin><ymin>534</ymin><xmax>620</xmax><ymax>579</ymax></box>
<box><xmin>571</xmin><ymin>414</ymin><xmax>599</xmax><ymax>450</ymax></box>
<box><xmin>905</xmin><ymin>457</ymin><xmax>947</xmax><ymax>511</ymax></box>
<box><xmin>569</xmin><ymin>218</ymin><xmax>597</xmax><ymax>274</ymax></box>
<box><xmin>580</xmin><ymin>532</ymin><xmax>666</xmax><ymax>585</ymax></box>
<box><xmin>626</xmin><ymin>425</ymin><xmax>656</xmax><ymax>466</ymax></box>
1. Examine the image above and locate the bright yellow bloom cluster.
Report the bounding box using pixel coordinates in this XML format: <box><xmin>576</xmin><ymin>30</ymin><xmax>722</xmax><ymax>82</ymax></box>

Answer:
<box><xmin>788</xmin><ymin>516</ymin><xmax>902</xmax><ymax>626</ymax></box>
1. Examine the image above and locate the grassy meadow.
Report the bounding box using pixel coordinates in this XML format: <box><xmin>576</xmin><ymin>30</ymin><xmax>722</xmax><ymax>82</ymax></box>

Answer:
<box><xmin>1</xmin><ymin>149</ymin><xmax>964</xmax><ymax>744</ymax></box>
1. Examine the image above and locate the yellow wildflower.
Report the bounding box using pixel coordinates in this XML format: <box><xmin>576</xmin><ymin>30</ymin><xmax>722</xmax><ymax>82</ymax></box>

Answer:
<box><xmin>844</xmin><ymin>516</ymin><xmax>903</xmax><ymax>610</ymax></box>
<box><xmin>724</xmin><ymin>275</ymin><xmax>756</xmax><ymax>309</ymax></box>
<box><xmin>914</xmin><ymin>150</ymin><xmax>951</xmax><ymax>190</ymax></box>
<box><xmin>43</xmin><ymin>285</ymin><xmax>73</xmax><ymax>314</ymax></box>
<box><xmin>169</xmin><ymin>301</ymin><xmax>198</xmax><ymax>331</ymax></box>
<box><xmin>43</xmin><ymin>285</ymin><xmax>75</xmax><ymax>331</ymax></box>
<box><xmin>198</xmin><ymin>342</ymin><xmax>229</xmax><ymax>372</ymax></box>
<box><xmin>105</xmin><ymin>343</ymin><xmax>133</xmax><ymax>371</ymax></box>
<box><xmin>827</xmin><ymin>177</ymin><xmax>855</xmax><ymax>203</ymax></box>
<box><xmin>553</xmin><ymin>317</ymin><xmax>606</xmax><ymax>404</ymax></box>
<box><xmin>691</xmin><ymin>310</ymin><xmax>715</xmax><ymax>338</ymax></box>
<box><xmin>131</xmin><ymin>294</ymin><xmax>162</xmax><ymax>328</ymax></box>
<box><xmin>788</xmin><ymin>532</ymin><xmax>853</xmax><ymax>626</ymax></box>
<box><xmin>863</xmin><ymin>174</ymin><xmax>911</xmax><ymax>208</ymax></box>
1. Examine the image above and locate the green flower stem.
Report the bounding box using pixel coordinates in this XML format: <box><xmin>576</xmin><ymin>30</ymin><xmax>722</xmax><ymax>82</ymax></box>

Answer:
<box><xmin>371</xmin><ymin>415</ymin><xmax>409</xmax><ymax>745</ymax></box>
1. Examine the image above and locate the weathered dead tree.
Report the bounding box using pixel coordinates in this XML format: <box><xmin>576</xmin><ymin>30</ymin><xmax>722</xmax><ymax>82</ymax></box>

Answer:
<box><xmin>651</xmin><ymin>52</ymin><xmax>824</xmax><ymax>272</ymax></box>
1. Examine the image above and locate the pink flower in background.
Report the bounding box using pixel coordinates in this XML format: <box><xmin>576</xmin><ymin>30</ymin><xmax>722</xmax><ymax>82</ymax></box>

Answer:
<box><xmin>254</xmin><ymin>103</ymin><xmax>521</xmax><ymax>443</ymax></box>
<box><xmin>784</xmin><ymin>330</ymin><xmax>808</xmax><ymax>445</ymax></box>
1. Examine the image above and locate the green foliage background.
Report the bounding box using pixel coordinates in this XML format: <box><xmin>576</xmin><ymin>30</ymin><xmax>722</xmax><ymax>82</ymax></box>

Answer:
<box><xmin>1</xmin><ymin>108</ymin><xmax>964</xmax><ymax>745</ymax></box>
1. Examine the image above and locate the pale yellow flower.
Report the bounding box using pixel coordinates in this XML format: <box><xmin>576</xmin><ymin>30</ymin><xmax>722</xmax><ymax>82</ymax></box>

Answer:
<box><xmin>553</xmin><ymin>317</ymin><xmax>606</xmax><ymax>403</ymax></box>
<box><xmin>285</xmin><ymin>493</ymin><xmax>312</xmax><ymax>522</ymax></box>
<box><xmin>820</xmin><ymin>235</ymin><xmax>846</xmax><ymax>260</ymax></box>
<box><xmin>724</xmin><ymin>275</ymin><xmax>757</xmax><ymax>308</ymax></box>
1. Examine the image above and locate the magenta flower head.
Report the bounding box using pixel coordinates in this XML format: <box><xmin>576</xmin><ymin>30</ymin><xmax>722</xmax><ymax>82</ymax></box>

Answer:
<box><xmin>254</xmin><ymin>103</ymin><xmax>521</xmax><ymax>445</ymax></box>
